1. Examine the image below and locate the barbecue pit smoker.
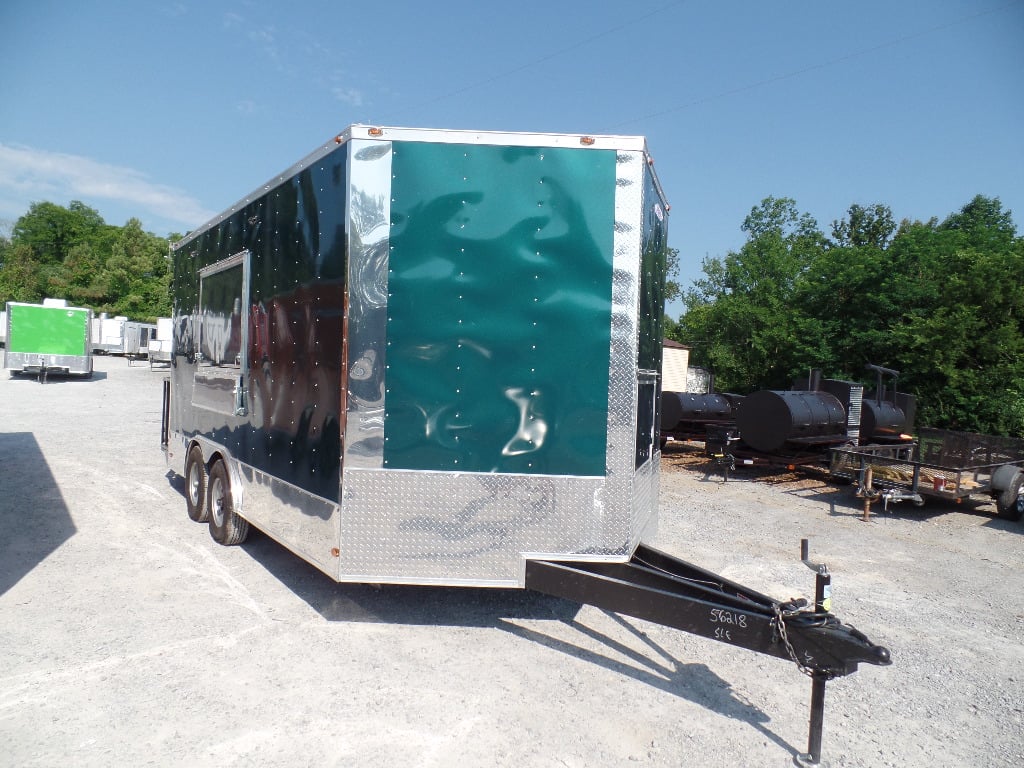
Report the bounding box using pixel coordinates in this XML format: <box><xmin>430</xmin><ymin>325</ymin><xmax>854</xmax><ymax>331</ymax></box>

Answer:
<box><xmin>162</xmin><ymin>125</ymin><xmax>889</xmax><ymax>764</ymax></box>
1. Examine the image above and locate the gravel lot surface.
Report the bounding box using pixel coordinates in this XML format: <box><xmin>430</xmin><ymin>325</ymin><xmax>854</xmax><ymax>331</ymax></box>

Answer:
<box><xmin>1</xmin><ymin>355</ymin><xmax>1022</xmax><ymax>767</ymax></box>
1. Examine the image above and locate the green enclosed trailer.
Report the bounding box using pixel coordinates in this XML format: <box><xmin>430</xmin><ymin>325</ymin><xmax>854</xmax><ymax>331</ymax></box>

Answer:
<box><xmin>4</xmin><ymin>301</ymin><xmax>93</xmax><ymax>378</ymax></box>
<box><xmin>164</xmin><ymin>125</ymin><xmax>668</xmax><ymax>583</ymax></box>
<box><xmin>162</xmin><ymin>126</ymin><xmax>889</xmax><ymax>763</ymax></box>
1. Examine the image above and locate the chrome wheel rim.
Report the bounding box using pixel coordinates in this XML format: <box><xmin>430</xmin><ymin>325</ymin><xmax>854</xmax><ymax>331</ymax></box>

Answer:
<box><xmin>210</xmin><ymin>475</ymin><xmax>226</xmax><ymax>527</ymax></box>
<box><xmin>188</xmin><ymin>464</ymin><xmax>201</xmax><ymax>506</ymax></box>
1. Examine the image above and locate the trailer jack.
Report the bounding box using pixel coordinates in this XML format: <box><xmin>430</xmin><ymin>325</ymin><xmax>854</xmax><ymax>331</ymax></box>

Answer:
<box><xmin>526</xmin><ymin>540</ymin><xmax>890</xmax><ymax>765</ymax></box>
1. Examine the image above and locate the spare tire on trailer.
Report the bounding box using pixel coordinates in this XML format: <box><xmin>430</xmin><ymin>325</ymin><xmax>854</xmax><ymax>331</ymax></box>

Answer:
<box><xmin>992</xmin><ymin>465</ymin><xmax>1024</xmax><ymax>521</ymax></box>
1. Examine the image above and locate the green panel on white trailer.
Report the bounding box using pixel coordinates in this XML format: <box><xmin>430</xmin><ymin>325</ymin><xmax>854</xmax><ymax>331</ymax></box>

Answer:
<box><xmin>4</xmin><ymin>301</ymin><xmax>93</xmax><ymax>376</ymax></box>
<box><xmin>7</xmin><ymin>303</ymin><xmax>90</xmax><ymax>356</ymax></box>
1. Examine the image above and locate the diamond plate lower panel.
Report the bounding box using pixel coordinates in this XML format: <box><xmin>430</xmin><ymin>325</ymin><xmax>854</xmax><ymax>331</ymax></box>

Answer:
<box><xmin>632</xmin><ymin>454</ymin><xmax>659</xmax><ymax>550</ymax></box>
<box><xmin>339</xmin><ymin>468</ymin><xmax>635</xmax><ymax>585</ymax></box>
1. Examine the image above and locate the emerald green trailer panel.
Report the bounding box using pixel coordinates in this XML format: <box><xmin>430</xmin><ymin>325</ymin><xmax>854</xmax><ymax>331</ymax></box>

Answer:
<box><xmin>384</xmin><ymin>142</ymin><xmax>615</xmax><ymax>476</ymax></box>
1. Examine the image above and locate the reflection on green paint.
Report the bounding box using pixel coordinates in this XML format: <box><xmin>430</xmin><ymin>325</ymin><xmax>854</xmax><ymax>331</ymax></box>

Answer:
<box><xmin>384</xmin><ymin>142</ymin><xmax>615</xmax><ymax>476</ymax></box>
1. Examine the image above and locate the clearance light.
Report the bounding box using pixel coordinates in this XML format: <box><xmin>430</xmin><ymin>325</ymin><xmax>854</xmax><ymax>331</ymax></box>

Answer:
<box><xmin>368</xmin><ymin>127</ymin><xmax>384</xmax><ymax>137</ymax></box>
<box><xmin>579</xmin><ymin>136</ymin><xmax>596</xmax><ymax>146</ymax></box>
<box><xmin>334</xmin><ymin>135</ymin><xmax>343</xmax><ymax>144</ymax></box>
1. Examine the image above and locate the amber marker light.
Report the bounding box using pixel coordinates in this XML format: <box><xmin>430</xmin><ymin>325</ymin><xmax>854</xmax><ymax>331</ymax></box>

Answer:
<box><xmin>579</xmin><ymin>136</ymin><xmax>596</xmax><ymax>146</ymax></box>
<box><xmin>367</xmin><ymin>127</ymin><xmax>384</xmax><ymax>137</ymax></box>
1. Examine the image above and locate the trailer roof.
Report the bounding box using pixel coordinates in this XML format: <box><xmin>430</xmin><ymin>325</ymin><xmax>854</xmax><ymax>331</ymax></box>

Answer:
<box><xmin>173</xmin><ymin>124</ymin><xmax>667</xmax><ymax>250</ymax></box>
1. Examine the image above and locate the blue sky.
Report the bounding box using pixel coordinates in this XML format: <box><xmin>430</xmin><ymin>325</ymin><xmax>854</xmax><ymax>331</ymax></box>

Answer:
<box><xmin>1</xmin><ymin>1</ymin><xmax>1022</xmax><ymax>317</ymax></box>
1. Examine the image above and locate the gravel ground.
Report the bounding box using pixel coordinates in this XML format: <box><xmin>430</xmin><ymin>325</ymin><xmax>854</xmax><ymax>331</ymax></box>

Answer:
<box><xmin>1</xmin><ymin>355</ymin><xmax>1022</xmax><ymax>767</ymax></box>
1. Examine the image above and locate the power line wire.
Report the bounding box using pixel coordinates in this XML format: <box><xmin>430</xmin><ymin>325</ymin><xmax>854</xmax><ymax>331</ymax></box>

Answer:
<box><xmin>610</xmin><ymin>1</ymin><xmax>1021</xmax><ymax>129</ymax></box>
<box><xmin>404</xmin><ymin>0</ymin><xmax>689</xmax><ymax>115</ymax></box>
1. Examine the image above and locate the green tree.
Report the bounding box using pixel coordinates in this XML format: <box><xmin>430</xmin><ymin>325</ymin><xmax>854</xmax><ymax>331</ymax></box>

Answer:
<box><xmin>674</xmin><ymin>194</ymin><xmax>1024</xmax><ymax>436</ymax></box>
<box><xmin>12</xmin><ymin>200</ymin><xmax>107</xmax><ymax>265</ymax></box>
<box><xmin>101</xmin><ymin>218</ymin><xmax>171</xmax><ymax>320</ymax></box>
<box><xmin>882</xmin><ymin>197</ymin><xmax>1024</xmax><ymax>433</ymax></box>
<box><xmin>673</xmin><ymin>197</ymin><xmax>828</xmax><ymax>392</ymax></box>
<box><xmin>0</xmin><ymin>202</ymin><xmax>174</xmax><ymax>320</ymax></box>
<box><xmin>0</xmin><ymin>242</ymin><xmax>46</xmax><ymax>303</ymax></box>
<box><xmin>830</xmin><ymin>203</ymin><xmax>896</xmax><ymax>249</ymax></box>
<box><xmin>793</xmin><ymin>203</ymin><xmax>900</xmax><ymax>375</ymax></box>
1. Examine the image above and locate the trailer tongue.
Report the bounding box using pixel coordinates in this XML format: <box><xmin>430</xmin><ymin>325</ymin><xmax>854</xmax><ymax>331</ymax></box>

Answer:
<box><xmin>528</xmin><ymin>541</ymin><xmax>890</xmax><ymax>764</ymax></box>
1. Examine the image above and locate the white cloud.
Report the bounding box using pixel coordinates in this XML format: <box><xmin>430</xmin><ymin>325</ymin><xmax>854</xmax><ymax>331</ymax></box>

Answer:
<box><xmin>332</xmin><ymin>86</ymin><xmax>364</xmax><ymax>107</ymax></box>
<box><xmin>0</xmin><ymin>143</ymin><xmax>216</xmax><ymax>231</ymax></box>
<box><xmin>161</xmin><ymin>3</ymin><xmax>187</xmax><ymax>18</ymax></box>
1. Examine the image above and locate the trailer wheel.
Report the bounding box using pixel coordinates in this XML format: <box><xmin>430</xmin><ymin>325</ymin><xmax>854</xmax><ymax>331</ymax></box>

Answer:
<box><xmin>995</xmin><ymin>470</ymin><xmax>1024</xmax><ymax>522</ymax></box>
<box><xmin>207</xmin><ymin>459</ymin><xmax>250</xmax><ymax>545</ymax></box>
<box><xmin>185</xmin><ymin>445</ymin><xmax>208</xmax><ymax>522</ymax></box>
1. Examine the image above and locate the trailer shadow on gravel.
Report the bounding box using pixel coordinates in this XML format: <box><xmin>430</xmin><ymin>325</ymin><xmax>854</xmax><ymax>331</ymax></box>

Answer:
<box><xmin>821</xmin><ymin>490</ymin><xmax>1016</xmax><ymax>528</ymax></box>
<box><xmin>238</xmin><ymin>525</ymin><xmax>581</xmax><ymax>626</ymax></box>
<box><xmin>497</xmin><ymin>613</ymin><xmax>793</xmax><ymax>756</ymax></box>
<box><xmin>983</xmin><ymin>516</ymin><xmax>1024</xmax><ymax>534</ymax></box>
<box><xmin>160</xmin><ymin>470</ymin><xmax>567</xmax><ymax>628</ymax></box>
<box><xmin>7</xmin><ymin>370</ymin><xmax>107</xmax><ymax>383</ymax></box>
<box><xmin>0</xmin><ymin>432</ymin><xmax>76</xmax><ymax>596</ymax></box>
<box><xmin>232</xmin><ymin>525</ymin><xmax>794</xmax><ymax>756</ymax></box>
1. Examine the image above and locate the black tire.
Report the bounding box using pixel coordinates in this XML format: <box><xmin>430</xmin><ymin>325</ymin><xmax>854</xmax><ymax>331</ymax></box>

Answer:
<box><xmin>995</xmin><ymin>470</ymin><xmax>1024</xmax><ymax>522</ymax></box>
<box><xmin>185</xmin><ymin>445</ymin><xmax>208</xmax><ymax>522</ymax></box>
<box><xmin>207</xmin><ymin>459</ymin><xmax>250</xmax><ymax>545</ymax></box>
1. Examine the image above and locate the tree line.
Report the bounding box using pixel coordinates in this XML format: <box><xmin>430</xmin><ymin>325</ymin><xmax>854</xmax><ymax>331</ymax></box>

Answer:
<box><xmin>3</xmin><ymin>196</ymin><xmax>1021</xmax><ymax>436</ymax></box>
<box><xmin>0</xmin><ymin>201</ymin><xmax>177</xmax><ymax>323</ymax></box>
<box><xmin>667</xmin><ymin>194</ymin><xmax>1024</xmax><ymax>437</ymax></box>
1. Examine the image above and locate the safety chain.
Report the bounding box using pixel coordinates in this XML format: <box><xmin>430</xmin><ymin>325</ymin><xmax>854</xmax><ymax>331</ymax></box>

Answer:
<box><xmin>771</xmin><ymin>602</ymin><xmax>817</xmax><ymax>678</ymax></box>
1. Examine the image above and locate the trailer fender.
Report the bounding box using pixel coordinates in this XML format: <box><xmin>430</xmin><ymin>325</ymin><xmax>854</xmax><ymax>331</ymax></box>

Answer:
<box><xmin>990</xmin><ymin>463</ymin><xmax>1023</xmax><ymax>493</ymax></box>
<box><xmin>188</xmin><ymin>440</ymin><xmax>246</xmax><ymax>518</ymax></box>
<box><xmin>992</xmin><ymin>467</ymin><xmax>1024</xmax><ymax>522</ymax></box>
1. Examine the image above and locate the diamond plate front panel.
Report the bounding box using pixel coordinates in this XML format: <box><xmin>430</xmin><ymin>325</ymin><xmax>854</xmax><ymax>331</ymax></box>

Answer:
<box><xmin>339</xmin><ymin>468</ymin><xmax>621</xmax><ymax>584</ymax></box>
<box><xmin>632</xmin><ymin>454</ymin><xmax>659</xmax><ymax>550</ymax></box>
<box><xmin>602</xmin><ymin>150</ymin><xmax>646</xmax><ymax>542</ymax></box>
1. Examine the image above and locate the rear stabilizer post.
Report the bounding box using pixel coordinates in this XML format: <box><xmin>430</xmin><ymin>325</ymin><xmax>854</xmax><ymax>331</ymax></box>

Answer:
<box><xmin>796</xmin><ymin>540</ymin><xmax>833</xmax><ymax>765</ymax></box>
